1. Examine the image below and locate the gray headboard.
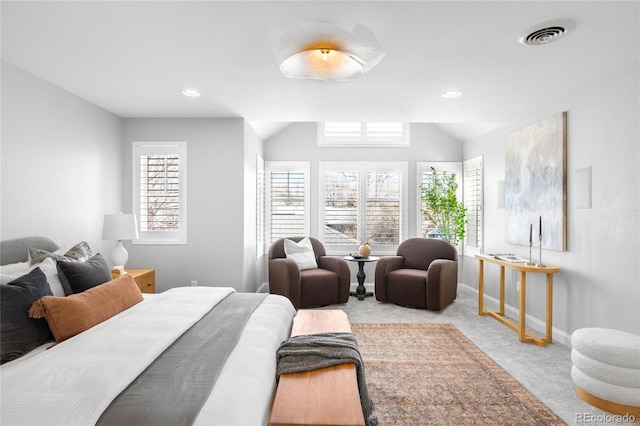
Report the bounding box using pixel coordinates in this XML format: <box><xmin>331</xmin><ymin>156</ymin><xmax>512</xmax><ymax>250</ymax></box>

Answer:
<box><xmin>0</xmin><ymin>237</ymin><xmax>59</xmax><ymax>265</ymax></box>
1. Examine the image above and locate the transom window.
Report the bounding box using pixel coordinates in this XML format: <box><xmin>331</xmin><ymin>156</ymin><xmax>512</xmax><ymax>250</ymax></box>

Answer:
<box><xmin>318</xmin><ymin>122</ymin><xmax>410</xmax><ymax>147</ymax></box>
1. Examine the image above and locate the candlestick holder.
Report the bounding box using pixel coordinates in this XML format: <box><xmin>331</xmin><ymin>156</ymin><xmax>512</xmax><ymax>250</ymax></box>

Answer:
<box><xmin>527</xmin><ymin>240</ymin><xmax>535</xmax><ymax>265</ymax></box>
<box><xmin>536</xmin><ymin>234</ymin><xmax>545</xmax><ymax>267</ymax></box>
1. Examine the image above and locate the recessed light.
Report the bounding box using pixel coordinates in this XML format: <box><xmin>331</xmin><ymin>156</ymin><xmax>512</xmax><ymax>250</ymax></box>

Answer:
<box><xmin>182</xmin><ymin>88</ymin><xmax>201</xmax><ymax>97</ymax></box>
<box><xmin>441</xmin><ymin>91</ymin><xmax>462</xmax><ymax>99</ymax></box>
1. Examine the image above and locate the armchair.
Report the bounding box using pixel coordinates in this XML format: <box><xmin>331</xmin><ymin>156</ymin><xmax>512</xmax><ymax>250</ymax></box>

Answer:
<box><xmin>375</xmin><ymin>238</ymin><xmax>458</xmax><ymax>310</ymax></box>
<box><xmin>268</xmin><ymin>237</ymin><xmax>351</xmax><ymax>309</ymax></box>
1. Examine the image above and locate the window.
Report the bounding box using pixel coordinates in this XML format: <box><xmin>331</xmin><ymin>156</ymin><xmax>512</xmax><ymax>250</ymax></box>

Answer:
<box><xmin>416</xmin><ymin>162</ymin><xmax>462</xmax><ymax>240</ymax></box>
<box><xmin>463</xmin><ymin>156</ymin><xmax>483</xmax><ymax>256</ymax></box>
<box><xmin>320</xmin><ymin>162</ymin><xmax>407</xmax><ymax>254</ymax></box>
<box><xmin>265</xmin><ymin>162</ymin><xmax>310</xmax><ymax>244</ymax></box>
<box><xmin>318</xmin><ymin>122</ymin><xmax>410</xmax><ymax>147</ymax></box>
<box><xmin>133</xmin><ymin>142</ymin><xmax>187</xmax><ymax>244</ymax></box>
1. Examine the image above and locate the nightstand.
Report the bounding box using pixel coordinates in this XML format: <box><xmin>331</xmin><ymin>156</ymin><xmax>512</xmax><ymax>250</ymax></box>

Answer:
<box><xmin>112</xmin><ymin>269</ymin><xmax>156</xmax><ymax>293</ymax></box>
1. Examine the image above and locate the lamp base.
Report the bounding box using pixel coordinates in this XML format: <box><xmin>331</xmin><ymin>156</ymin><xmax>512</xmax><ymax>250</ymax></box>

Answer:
<box><xmin>110</xmin><ymin>241</ymin><xmax>129</xmax><ymax>271</ymax></box>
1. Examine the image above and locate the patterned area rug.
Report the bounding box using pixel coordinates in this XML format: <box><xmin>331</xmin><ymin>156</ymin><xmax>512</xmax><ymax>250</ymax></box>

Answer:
<box><xmin>351</xmin><ymin>323</ymin><xmax>566</xmax><ymax>425</ymax></box>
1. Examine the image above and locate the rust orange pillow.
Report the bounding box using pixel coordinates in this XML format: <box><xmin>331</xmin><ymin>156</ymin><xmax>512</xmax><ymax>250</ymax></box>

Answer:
<box><xmin>29</xmin><ymin>274</ymin><xmax>143</xmax><ymax>343</ymax></box>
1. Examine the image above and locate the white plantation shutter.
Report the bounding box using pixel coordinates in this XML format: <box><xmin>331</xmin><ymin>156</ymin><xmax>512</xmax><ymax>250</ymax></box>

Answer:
<box><xmin>464</xmin><ymin>156</ymin><xmax>483</xmax><ymax>255</ymax></box>
<box><xmin>318</xmin><ymin>122</ymin><xmax>409</xmax><ymax>147</ymax></box>
<box><xmin>265</xmin><ymin>162</ymin><xmax>310</xmax><ymax>243</ymax></box>
<box><xmin>321</xmin><ymin>162</ymin><xmax>407</xmax><ymax>253</ymax></box>
<box><xmin>133</xmin><ymin>142</ymin><xmax>187</xmax><ymax>244</ymax></box>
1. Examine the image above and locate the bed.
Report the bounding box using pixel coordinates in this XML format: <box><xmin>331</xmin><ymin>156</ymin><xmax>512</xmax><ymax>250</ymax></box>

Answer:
<box><xmin>0</xmin><ymin>237</ymin><xmax>296</xmax><ymax>425</ymax></box>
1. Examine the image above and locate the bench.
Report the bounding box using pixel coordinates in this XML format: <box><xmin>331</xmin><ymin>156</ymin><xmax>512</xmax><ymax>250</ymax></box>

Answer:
<box><xmin>268</xmin><ymin>309</ymin><xmax>365</xmax><ymax>426</ymax></box>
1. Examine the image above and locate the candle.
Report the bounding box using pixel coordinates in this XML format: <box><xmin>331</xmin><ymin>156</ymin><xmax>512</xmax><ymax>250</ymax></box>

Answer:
<box><xmin>539</xmin><ymin>216</ymin><xmax>542</xmax><ymax>238</ymax></box>
<box><xmin>529</xmin><ymin>224</ymin><xmax>532</xmax><ymax>243</ymax></box>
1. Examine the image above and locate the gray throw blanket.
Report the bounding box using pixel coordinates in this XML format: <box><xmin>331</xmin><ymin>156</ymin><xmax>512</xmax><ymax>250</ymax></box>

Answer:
<box><xmin>276</xmin><ymin>332</ymin><xmax>378</xmax><ymax>426</ymax></box>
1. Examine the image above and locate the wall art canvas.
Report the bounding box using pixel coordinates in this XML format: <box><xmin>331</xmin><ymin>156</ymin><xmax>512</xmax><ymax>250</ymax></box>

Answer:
<box><xmin>505</xmin><ymin>112</ymin><xmax>567</xmax><ymax>250</ymax></box>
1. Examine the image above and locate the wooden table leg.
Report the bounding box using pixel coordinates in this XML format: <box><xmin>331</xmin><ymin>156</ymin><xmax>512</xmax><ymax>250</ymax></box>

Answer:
<box><xmin>499</xmin><ymin>266</ymin><xmax>505</xmax><ymax>315</ymax></box>
<box><xmin>519</xmin><ymin>271</ymin><xmax>527</xmax><ymax>342</ymax></box>
<box><xmin>478</xmin><ymin>259</ymin><xmax>484</xmax><ymax>315</ymax></box>
<box><xmin>545</xmin><ymin>273</ymin><xmax>553</xmax><ymax>342</ymax></box>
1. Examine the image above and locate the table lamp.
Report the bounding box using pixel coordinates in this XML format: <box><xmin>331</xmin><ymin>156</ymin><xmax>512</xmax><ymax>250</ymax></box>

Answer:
<box><xmin>102</xmin><ymin>213</ymin><xmax>139</xmax><ymax>274</ymax></box>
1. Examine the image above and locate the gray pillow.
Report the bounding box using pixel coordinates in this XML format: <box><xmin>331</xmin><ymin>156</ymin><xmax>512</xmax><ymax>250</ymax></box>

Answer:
<box><xmin>56</xmin><ymin>253</ymin><xmax>112</xmax><ymax>294</ymax></box>
<box><xmin>1</xmin><ymin>267</ymin><xmax>54</xmax><ymax>364</ymax></box>
<box><xmin>29</xmin><ymin>241</ymin><xmax>92</xmax><ymax>266</ymax></box>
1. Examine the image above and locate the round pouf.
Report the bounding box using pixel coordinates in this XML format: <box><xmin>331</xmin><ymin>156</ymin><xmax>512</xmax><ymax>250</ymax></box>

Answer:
<box><xmin>571</xmin><ymin>328</ymin><xmax>640</xmax><ymax>417</ymax></box>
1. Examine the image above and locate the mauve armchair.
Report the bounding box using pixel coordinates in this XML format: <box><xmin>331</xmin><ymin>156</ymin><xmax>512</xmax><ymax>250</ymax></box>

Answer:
<box><xmin>268</xmin><ymin>237</ymin><xmax>351</xmax><ymax>309</ymax></box>
<box><xmin>374</xmin><ymin>238</ymin><xmax>458</xmax><ymax>310</ymax></box>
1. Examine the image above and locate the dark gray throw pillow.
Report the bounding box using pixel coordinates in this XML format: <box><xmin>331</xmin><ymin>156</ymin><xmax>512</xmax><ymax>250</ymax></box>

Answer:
<box><xmin>57</xmin><ymin>253</ymin><xmax>112</xmax><ymax>294</ymax></box>
<box><xmin>0</xmin><ymin>267</ymin><xmax>54</xmax><ymax>364</ymax></box>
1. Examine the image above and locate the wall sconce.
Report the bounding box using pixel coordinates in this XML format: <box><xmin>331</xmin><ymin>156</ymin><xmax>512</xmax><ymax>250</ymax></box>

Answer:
<box><xmin>574</xmin><ymin>166</ymin><xmax>592</xmax><ymax>209</ymax></box>
<box><xmin>497</xmin><ymin>180</ymin><xmax>505</xmax><ymax>209</ymax></box>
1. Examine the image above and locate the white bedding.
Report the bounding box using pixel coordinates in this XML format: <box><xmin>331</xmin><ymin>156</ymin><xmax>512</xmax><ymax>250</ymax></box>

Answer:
<box><xmin>0</xmin><ymin>287</ymin><xmax>296</xmax><ymax>425</ymax></box>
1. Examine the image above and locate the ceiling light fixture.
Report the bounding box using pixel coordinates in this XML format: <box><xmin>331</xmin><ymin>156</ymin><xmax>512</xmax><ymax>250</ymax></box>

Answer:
<box><xmin>441</xmin><ymin>91</ymin><xmax>462</xmax><ymax>98</ymax></box>
<box><xmin>181</xmin><ymin>88</ymin><xmax>201</xmax><ymax>97</ymax></box>
<box><xmin>273</xmin><ymin>22</ymin><xmax>385</xmax><ymax>81</ymax></box>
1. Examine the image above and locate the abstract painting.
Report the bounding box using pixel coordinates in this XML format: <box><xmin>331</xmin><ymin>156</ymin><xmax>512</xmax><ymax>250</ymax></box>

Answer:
<box><xmin>505</xmin><ymin>112</ymin><xmax>567</xmax><ymax>250</ymax></box>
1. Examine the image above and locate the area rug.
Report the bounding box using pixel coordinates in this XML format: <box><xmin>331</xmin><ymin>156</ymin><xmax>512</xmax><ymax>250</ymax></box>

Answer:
<box><xmin>351</xmin><ymin>323</ymin><xmax>565</xmax><ymax>425</ymax></box>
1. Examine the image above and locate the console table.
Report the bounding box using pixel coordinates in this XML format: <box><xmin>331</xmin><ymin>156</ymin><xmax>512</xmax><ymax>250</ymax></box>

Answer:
<box><xmin>475</xmin><ymin>254</ymin><xmax>560</xmax><ymax>347</ymax></box>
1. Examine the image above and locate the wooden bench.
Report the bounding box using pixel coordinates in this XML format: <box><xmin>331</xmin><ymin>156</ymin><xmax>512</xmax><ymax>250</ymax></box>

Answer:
<box><xmin>268</xmin><ymin>309</ymin><xmax>365</xmax><ymax>426</ymax></box>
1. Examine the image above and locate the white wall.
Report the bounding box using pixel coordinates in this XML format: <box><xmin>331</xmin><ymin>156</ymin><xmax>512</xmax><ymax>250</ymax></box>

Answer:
<box><xmin>462</xmin><ymin>64</ymin><xmax>640</xmax><ymax>336</ymax></box>
<box><xmin>122</xmin><ymin>118</ymin><xmax>256</xmax><ymax>293</ymax></box>
<box><xmin>0</xmin><ymin>61</ymin><xmax>123</xmax><ymax>256</ymax></box>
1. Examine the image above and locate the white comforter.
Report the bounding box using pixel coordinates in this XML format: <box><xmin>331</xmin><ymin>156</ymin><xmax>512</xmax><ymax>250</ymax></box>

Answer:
<box><xmin>0</xmin><ymin>287</ymin><xmax>296</xmax><ymax>426</ymax></box>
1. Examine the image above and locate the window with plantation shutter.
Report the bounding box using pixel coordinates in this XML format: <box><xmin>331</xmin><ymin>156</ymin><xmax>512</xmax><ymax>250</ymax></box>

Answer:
<box><xmin>321</xmin><ymin>162</ymin><xmax>407</xmax><ymax>254</ymax></box>
<box><xmin>318</xmin><ymin>122</ymin><xmax>410</xmax><ymax>147</ymax></box>
<box><xmin>265</xmin><ymin>162</ymin><xmax>310</xmax><ymax>244</ymax></box>
<box><xmin>464</xmin><ymin>156</ymin><xmax>483</xmax><ymax>255</ymax></box>
<box><xmin>133</xmin><ymin>142</ymin><xmax>187</xmax><ymax>244</ymax></box>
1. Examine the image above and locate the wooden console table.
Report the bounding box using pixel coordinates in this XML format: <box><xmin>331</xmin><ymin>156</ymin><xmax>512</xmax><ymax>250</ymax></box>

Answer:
<box><xmin>475</xmin><ymin>254</ymin><xmax>560</xmax><ymax>347</ymax></box>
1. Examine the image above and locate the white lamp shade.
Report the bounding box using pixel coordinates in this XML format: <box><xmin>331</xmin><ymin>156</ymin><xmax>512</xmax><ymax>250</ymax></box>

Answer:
<box><xmin>273</xmin><ymin>22</ymin><xmax>385</xmax><ymax>81</ymax></box>
<box><xmin>102</xmin><ymin>213</ymin><xmax>139</xmax><ymax>241</ymax></box>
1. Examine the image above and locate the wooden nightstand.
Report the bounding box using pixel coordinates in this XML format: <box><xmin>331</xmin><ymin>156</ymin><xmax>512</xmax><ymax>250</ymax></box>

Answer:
<box><xmin>112</xmin><ymin>269</ymin><xmax>155</xmax><ymax>293</ymax></box>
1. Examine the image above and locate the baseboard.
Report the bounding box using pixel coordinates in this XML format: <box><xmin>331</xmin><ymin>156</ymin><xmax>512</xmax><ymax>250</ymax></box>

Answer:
<box><xmin>459</xmin><ymin>283</ymin><xmax>572</xmax><ymax>347</ymax></box>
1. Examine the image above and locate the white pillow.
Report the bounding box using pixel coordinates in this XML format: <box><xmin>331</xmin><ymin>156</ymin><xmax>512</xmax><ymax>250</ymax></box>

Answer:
<box><xmin>35</xmin><ymin>257</ymin><xmax>66</xmax><ymax>297</ymax></box>
<box><xmin>0</xmin><ymin>262</ymin><xmax>31</xmax><ymax>284</ymax></box>
<box><xmin>0</xmin><ymin>258</ymin><xmax>65</xmax><ymax>296</ymax></box>
<box><xmin>284</xmin><ymin>237</ymin><xmax>318</xmax><ymax>270</ymax></box>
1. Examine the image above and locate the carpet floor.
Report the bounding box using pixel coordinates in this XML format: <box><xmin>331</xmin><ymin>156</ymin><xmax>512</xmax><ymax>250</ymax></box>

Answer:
<box><xmin>352</xmin><ymin>323</ymin><xmax>566</xmax><ymax>425</ymax></box>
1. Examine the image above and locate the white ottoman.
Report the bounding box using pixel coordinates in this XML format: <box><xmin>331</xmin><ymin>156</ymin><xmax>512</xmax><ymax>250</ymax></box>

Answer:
<box><xmin>571</xmin><ymin>328</ymin><xmax>640</xmax><ymax>417</ymax></box>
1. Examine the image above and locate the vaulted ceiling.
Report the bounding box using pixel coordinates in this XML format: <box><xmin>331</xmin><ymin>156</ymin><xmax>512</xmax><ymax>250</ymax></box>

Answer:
<box><xmin>2</xmin><ymin>1</ymin><xmax>638</xmax><ymax>141</ymax></box>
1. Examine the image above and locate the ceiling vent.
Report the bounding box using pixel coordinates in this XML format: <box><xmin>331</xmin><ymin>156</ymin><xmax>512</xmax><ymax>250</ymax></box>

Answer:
<box><xmin>519</xmin><ymin>19</ymin><xmax>575</xmax><ymax>46</ymax></box>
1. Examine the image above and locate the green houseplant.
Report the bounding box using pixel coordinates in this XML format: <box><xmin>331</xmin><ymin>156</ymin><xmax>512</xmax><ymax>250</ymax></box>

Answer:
<box><xmin>420</xmin><ymin>167</ymin><xmax>467</xmax><ymax>246</ymax></box>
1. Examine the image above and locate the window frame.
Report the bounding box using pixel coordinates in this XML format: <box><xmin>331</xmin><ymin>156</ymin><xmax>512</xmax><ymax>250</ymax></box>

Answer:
<box><xmin>317</xmin><ymin>122</ymin><xmax>410</xmax><ymax>147</ymax></box>
<box><xmin>319</xmin><ymin>161</ymin><xmax>408</xmax><ymax>255</ymax></box>
<box><xmin>264</xmin><ymin>161</ymin><xmax>311</xmax><ymax>250</ymax></box>
<box><xmin>132</xmin><ymin>141</ymin><xmax>187</xmax><ymax>245</ymax></box>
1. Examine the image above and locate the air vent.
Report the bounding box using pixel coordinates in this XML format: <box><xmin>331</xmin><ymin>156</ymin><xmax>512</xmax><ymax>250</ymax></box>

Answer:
<box><xmin>519</xmin><ymin>19</ymin><xmax>575</xmax><ymax>46</ymax></box>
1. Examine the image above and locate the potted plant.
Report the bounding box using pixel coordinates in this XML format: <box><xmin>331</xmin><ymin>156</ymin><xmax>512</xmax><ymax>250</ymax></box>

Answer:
<box><xmin>420</xmin><ymin>167</ymin><xmax>467</xmax><ymax>246</ymax></box>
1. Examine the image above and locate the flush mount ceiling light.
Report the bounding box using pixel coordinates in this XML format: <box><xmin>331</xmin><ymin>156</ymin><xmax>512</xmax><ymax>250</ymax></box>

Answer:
<box><xmin>518</xmin><ymin>19</ymin><xmax>575</xmax><ymax>46</ymax></box>
<box><xmin>273</xmin><ymin>22</ymin><xmax>385</xmax><ymax>81</ymax></box>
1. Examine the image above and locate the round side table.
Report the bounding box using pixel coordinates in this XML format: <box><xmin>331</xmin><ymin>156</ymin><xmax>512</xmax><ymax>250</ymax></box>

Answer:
<box><xmin>344</xmin><ymin>255</ymin><xmax>379</xmax><ymax>300</ymax></box>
